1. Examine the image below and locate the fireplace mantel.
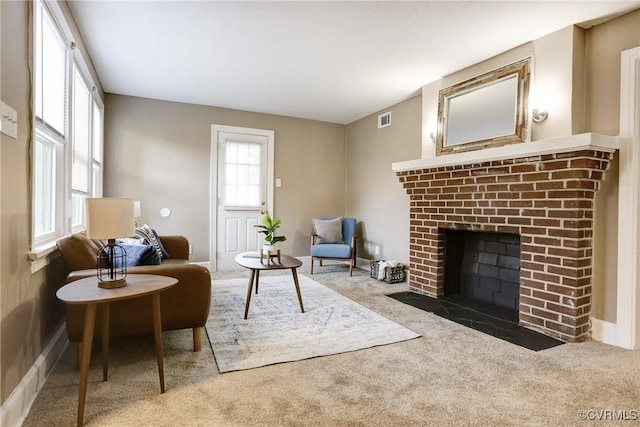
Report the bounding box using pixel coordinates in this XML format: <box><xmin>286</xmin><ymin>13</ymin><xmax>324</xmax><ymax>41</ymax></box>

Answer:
<box><xmin>392</xmin><ymin>133</ymin><xmax>619</xmax><ymax>172</ymax></box>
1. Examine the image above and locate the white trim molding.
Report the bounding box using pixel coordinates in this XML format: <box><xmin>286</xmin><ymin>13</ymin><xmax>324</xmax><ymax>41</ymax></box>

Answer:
<box><xmin>611</xmin><ymin>46</ymin><xmax>640</xmax><ymax>350</ymax></box>
<box><xmin>392</xmin><ymin>132</ymin><xmax>618</xmax><ymax>172</ymax></box>
<box><xmin>209</xmin><ymin>125</ymin><xmax>275</xmax><ymax>272</ymax></box>
<box><xmin>0</xmin><ymin>325</ymin><xmax>68</xmax><ymax>427</ymax></box>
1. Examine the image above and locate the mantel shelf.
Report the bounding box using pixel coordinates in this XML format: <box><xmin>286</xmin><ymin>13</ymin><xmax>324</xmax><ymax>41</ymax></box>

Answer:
<box><xmin>391</xmin><ymin>133</ymin><xmax>619</xmax><ymax>172</ymax></box>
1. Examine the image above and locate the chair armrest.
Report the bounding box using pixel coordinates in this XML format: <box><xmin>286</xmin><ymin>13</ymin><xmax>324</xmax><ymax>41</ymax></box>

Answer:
<box><xmin>158</xmin><ymin>235</ymin><xmax>190</xmax><ymax>259</ymax></box>
<box><xmin>351</xmin><ymin>234</ymin><xmax>357</xmax><ymax>259</ymax></box>
<box><xmin>311</xmin><ymin>234</ymin><xmax>318</xmax><ymax>246</ymax></box>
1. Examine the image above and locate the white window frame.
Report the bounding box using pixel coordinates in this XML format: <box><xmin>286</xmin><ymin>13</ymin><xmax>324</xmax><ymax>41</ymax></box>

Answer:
<box><xmin>30</xmin><ymin>0</ymin><xmax>104</xmax><ymax>260</ymax></box>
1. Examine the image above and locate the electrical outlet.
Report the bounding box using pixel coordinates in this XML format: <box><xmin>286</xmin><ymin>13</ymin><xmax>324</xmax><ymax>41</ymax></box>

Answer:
<box><xmin>375</xmin><ymin>245</ymin><xmax>380</xmax><ymax>255</ymax></box>
<box><xmin>189</xmin><ymin>244</ymin><xmax>193</xmax><ymax>255</ymax></box>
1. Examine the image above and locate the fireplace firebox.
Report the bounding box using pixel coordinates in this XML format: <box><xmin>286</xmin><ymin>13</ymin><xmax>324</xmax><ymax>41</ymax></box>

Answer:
<box><xmin>444</xmin><ymin>230</ymin><xmax>520</xmax><ymax>322</ymax></box>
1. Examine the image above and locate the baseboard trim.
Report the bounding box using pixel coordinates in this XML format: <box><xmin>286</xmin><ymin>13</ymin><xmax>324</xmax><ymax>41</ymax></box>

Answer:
<box><xmin>591</xmin><ymin>318</ymin><xmax>619</xmax><ymax>346</ymax></box>
<box><xmin>1</xmin><ymin>324</ymin><xmax>68</xmax><ymax>427</ymax></box>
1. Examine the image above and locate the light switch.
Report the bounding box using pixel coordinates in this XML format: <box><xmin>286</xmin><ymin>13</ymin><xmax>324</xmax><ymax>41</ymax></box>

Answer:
<box><xmin>1</xmin><ymin>101</ymin><xmax>18</xmax><ymax>139</ymax></box>
<box><xmin>275</xmin><ymin>178</ymin><xmax>282</xmax><ymax>188</ymax></box>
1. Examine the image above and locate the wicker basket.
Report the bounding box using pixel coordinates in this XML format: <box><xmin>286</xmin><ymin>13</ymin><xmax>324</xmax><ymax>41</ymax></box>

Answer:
<box><xmin>370</xmin><ymin>260</ymin><xmax>406</xmax><ymax>284</ymax></box>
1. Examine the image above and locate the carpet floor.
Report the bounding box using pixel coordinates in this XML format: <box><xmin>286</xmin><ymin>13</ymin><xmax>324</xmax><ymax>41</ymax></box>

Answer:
<box><xmin>22</xmin><ymin>265</ymin><xmax>640</xmax><ymax>426</ymax></box>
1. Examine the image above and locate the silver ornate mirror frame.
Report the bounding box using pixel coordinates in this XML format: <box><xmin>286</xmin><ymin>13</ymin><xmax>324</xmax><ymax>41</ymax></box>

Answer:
<box><xmin>436</xmin><ymin>57</ymin><xmax>532</xmax><ymax>155</ymax></box>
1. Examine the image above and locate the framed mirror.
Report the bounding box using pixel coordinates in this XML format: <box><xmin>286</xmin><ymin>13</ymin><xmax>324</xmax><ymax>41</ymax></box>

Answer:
<box><xmin>436</xmin><ymin>57</ymin><xmax>532</xmax><ymax>155</ymax></box>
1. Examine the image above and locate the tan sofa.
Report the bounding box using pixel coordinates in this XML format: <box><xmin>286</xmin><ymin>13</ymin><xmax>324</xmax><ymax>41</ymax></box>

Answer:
<box><xmin>57</xmin><ymin>233</ymin><xmax>211</xmax><ymax>352</ymax></box>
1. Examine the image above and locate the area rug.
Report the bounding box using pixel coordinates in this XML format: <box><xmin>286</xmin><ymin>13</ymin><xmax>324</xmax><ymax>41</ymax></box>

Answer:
<box><xmin>206</xmin><ymin>274</ymin><xmax>420</xmax><ymax>373</ymax></box>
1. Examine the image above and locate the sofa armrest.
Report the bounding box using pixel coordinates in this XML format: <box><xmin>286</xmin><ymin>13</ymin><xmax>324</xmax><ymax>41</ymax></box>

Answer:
<box><xmin>63</xmin><ymin>264</ymin><xmax>212</xmax><ymax>342</ymax></box>
<box><xmin>158</xmin><ymin>235</ymin><xmax>190</xmax><ymax>259</ymax></box>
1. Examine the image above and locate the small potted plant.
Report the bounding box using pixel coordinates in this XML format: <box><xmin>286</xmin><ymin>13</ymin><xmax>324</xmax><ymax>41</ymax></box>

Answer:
<box><xmin>254</xmin><ymin>214</ymin><xmax>287</xmax><ymax>255</ymax></box>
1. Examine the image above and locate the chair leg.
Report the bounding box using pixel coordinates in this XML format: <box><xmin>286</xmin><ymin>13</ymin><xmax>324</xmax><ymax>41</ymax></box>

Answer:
<box><xmin>310</xmin><ymin>257</ymin><xmax>314</xmax><ymax>274</ymax></box>
<box><xmin>349</xmin><ymin>258</ymin><xmax>356</xmax><ymax>277</ymax></box>
<box><xmin>193</xmin><ymin>327</ymin><xmax>202</xmax><ymax>352</ymax></box>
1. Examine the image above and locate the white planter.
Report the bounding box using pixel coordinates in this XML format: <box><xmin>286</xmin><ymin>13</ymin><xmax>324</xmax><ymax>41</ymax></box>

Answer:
<box><xmin>263</xmin><ymin>244</ymin><xmax>279</xmax><ymax>255</ymax></box>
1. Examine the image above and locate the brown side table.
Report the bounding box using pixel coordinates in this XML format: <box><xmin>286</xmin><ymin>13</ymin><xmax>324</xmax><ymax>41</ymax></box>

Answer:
<box><xmin>56</xmin><ymin>274</ymin><xmax>178</xmax><ymax>426</ymax></box>
<box><xmin>234</xmin><ymin>252</ymin><xmax>304</xmax><ymax>319</ymax></box>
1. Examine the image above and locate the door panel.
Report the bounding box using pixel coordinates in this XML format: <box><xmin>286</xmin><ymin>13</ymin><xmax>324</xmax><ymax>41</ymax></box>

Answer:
<box><xmin>246</xmin><ymin>217</ymin><xmax>260</xmax><ymax>251</ymax></box>
<box><xmin>215</xmin><ymin>130</ymin><xmax>269</xmax><ymax>270</ymax></box>
<box><xmin>224</xmin><ymin>218</ymin><xmax>239</xmax><ymax>253</ymax></box>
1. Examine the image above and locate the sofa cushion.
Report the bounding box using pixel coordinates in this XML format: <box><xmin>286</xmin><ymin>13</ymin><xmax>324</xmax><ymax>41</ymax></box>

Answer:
<box><xmin>116</xmin><ymin>237</ymin><xmax>146</xmax><ymax>246</ymax></box>
<box><xmin>57</xmin><ymin>233</ymin><xmax>99</xmax><ymax>271</ymax></box>
<box><xmin>113</xmin><ymin>244</ymin><xmax>161</xmax><ymax>267</ymax></box>
<box><xmin>136</xmin><ymin>224</ymin><xmax>170</xmax><ymax>259</ymax></box>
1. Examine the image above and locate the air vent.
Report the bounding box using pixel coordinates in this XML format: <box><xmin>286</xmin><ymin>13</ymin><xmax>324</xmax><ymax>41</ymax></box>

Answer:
<box><xmin>378</xmin><ymin>111</ymin><xmax>391</xmax><ymax>129</ymax></box>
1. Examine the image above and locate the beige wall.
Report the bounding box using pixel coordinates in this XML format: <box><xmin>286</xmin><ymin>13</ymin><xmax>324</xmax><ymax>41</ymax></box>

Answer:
<box><xmin>104</xmin><ymin>95</ymin><xmax>345</xmax><ymax>261</ymax></box>
<box><xmin>421</xmin><ymin>26</ymin><xmax>577</xmax><ymax>158</ymax></box>
<box><xmin>587</xmin><ymin>9</ymin><xmax>640</xmax><ymax>322</ymax></box>
<box><xmin>0</xmin><ymin>0</ymin><xmax>103</xmax><ymax>407</ymax></box>
<box><xmin>586</xmin><ymin>9</ymin><xmax>640</xmax><ymax>135</ymax></box>
<box><xmin>345</xmin><ymin>96</ymin><xmax>422</xmax><ymax>263</ymax></box>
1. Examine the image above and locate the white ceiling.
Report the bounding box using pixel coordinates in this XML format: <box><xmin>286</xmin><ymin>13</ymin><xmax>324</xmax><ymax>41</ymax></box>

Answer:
<box><xmin>68</xmin><ymin>1</ymin><xmax>639</xmax><ymax>125</ymax></box>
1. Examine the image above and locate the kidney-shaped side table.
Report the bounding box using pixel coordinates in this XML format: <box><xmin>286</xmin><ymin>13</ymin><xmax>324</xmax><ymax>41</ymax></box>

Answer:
<box><xmin>57</xmin><ymin>274</ymin><xmax>178</xmax><ymax>426</ymax></box>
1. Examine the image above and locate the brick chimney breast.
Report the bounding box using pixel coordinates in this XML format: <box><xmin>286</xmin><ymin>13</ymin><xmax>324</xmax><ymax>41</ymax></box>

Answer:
<box><xmin>396</xmin><ymin>144</ymin><xmax>615</xmax><ymax>342</ymax></box>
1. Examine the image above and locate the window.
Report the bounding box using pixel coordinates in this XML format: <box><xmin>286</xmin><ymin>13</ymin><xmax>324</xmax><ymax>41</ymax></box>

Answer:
<box><xmin>71</xmin><ymin>64</ymin><xmax>91</xmax><ymax>231</ymax></box>
<box><xmin>32</xmin><ymin>0</ymin><xmax>104</xmax><ymax>253</ymax></box>
<box><xmin>224</xmin><ymin>141</ymin><xmax>262</xmax><ymax>207</ymax></box>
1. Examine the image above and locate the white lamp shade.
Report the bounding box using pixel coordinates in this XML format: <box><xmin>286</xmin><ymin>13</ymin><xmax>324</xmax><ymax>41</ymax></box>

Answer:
<box><xmin>86</xmin><ymin>197</ymin><xmax>135</xmax><ymax>240</ymax></box>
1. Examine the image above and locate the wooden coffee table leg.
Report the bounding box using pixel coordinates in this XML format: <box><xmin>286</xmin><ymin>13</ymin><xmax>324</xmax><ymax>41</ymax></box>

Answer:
<box><xmin>244</xmin><ymin>269</ymin><xmax>256</xmax><ymax>319</ymax></box>
<box><xmin>151</xmin><ymin>294</ymin><xmax>166</xmax><ymax>393</ymax></box>
<box><xmin>291</xmin><ymin>268</ymin><xmax>305</xmax><ymax>313</ymax></box>
<box><xmin>101</xmin><ymin>303</ymin><xmax>110</xmax><ymax>382</ymax></box>
<box><xmin>78</xmin><ymin>303</ymin><xmax>97</xmax><ymax>427</ymax></box>
<box><xmin>255</xmin><ymin>270</ymin><xmax>260</xmax><ymax>294</ymax></box>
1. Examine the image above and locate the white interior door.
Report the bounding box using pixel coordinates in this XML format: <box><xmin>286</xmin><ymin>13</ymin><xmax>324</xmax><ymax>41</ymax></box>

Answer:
<box><xmin>211</xmin><ymin>126</ymin><xmax>274</xmax><ymax>270</ymax></box>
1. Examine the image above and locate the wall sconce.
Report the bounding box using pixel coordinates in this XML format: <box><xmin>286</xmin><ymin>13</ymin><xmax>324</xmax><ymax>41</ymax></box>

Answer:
<box><xmin>532</xmin><ymin>109</ymin><xmax>548</xmax><ymax>123</ymax></box>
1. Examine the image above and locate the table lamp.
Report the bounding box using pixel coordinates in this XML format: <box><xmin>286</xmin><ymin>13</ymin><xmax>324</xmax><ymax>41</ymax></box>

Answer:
<box><xmin>86</xmin><ymin>197</ymin><xmax>135</xmax><ymax>288</ymax></box>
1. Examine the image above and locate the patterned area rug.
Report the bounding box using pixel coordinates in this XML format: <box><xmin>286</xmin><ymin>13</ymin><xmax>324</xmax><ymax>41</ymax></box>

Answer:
<box><xmin>207</xmin><ymin>274</ymin><xmax>420</xmax><ymax>373</ymax></box>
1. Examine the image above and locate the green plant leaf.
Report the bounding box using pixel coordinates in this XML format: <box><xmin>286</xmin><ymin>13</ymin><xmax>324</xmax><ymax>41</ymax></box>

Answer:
<box><xmin>253</xmin><ymin>214</ymin><xmax>286</xmax><ymax>245</ymax></box>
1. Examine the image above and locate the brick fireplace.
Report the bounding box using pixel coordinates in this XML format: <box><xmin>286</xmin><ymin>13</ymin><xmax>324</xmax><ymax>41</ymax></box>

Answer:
<box><xmin>393</xmin><ymin>134</ymin><xmax>618</xmax><ymax>342</ymax></box>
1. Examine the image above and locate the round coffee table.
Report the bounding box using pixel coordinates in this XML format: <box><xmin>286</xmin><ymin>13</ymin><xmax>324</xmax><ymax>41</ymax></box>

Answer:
<box><xmin>234</xmin><ymin>252</ymin><xmax>304</xmax><ymax>319</ymax></box>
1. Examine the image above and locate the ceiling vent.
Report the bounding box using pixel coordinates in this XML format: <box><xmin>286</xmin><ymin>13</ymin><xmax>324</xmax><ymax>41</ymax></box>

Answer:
<box><xmin>377</xmin><ymin>111</ymin><xmax>391</xmax><ymax>129</ymax></box>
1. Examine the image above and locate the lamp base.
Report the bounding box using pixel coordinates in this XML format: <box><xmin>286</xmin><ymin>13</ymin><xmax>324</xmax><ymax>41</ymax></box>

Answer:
<box><xmin>98</xmin><ymin>278</ymin><xmax>127</xmax><ymax>289</ymax></box>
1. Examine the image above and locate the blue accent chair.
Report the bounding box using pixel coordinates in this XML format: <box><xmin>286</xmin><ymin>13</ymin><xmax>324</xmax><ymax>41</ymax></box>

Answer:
<box><xmin>310</xmin><ymin>217</ymin><xmax>357</xmax><ymax>276</ymax></box>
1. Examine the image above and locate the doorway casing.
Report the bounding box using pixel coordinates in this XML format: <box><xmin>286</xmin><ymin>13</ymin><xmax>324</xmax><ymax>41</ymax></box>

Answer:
<box><xmin>210</xmin><ymin>124</ymin><xmax>275</xmax><ymax>271</ymax></box>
